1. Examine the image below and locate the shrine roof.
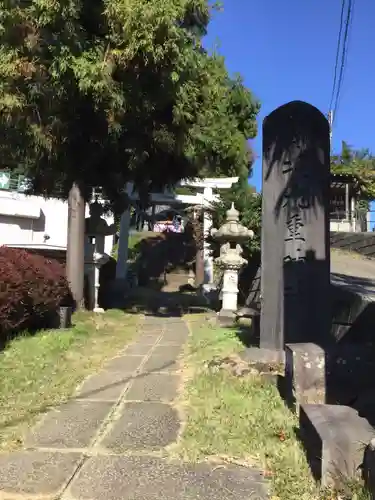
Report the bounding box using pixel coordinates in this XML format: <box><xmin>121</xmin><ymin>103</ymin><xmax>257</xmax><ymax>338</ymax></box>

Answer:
<box><xmin>330</xmin><ymin>172</ymin><xmax>360</xmax><ymax>192</ymax></box>
<box><xmin>330</xmin><ymin>172</ymin><xmax>355</xmax><ymax>183</ymax></box>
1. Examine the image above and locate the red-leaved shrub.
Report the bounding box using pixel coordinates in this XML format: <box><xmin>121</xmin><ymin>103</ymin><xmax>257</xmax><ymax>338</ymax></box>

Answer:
<box><xmin>0</xmin><ymin>246</ymin><xmax>73</xmax><ymax>339</ymax></box>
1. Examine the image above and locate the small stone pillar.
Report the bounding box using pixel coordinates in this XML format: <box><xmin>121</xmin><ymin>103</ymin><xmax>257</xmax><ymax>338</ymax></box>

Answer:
<box><xmin>85</xmin><ymin>200</ymin><xmax>116</xmax><ymax>312</ymax></box>
<box><xmin>285</xmin><ymin>343</ymin><xmax>326</xmax><ymax>412</ymax></box>
<box><xmin>116</xmin><ymin>207</ymin><xmax>131</xmax><ymax>280</ymax></box>
<box><xmin>212</xmin><ymin>203</ymin><xmax>253</xmax><ymax>325</ymax></box>
<box><xmin>93</xmin><ymin>252</ymin><xmax>110</xmax><ymax>312</ymax></box>
<box><xmin>115</xmin><ymin>183</ymin><xmax>134</xmax><ymax>283</ymax></box>
<box><xmin>203</xmin><ymin>186</ymin><xmax>214</xmax><ymax>291</ymax></box>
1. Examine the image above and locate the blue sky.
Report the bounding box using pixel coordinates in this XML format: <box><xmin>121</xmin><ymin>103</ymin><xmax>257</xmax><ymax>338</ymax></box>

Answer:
<box><xmin>204</xmin><ymin>0</ymin><xmax>374</xmax><ymax>192</ymax></box>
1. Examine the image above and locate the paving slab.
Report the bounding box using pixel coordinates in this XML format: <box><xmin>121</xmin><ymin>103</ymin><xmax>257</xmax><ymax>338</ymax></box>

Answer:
<box><xmin>141</xmin><ymin>324</ymin><xmax>164</xmax><ymax>333</ymax></box>
<box><xmin>141</xmin><ymin>346</ymin><xmax>182</xmax><ymax>373</ymax></box>
<box><xmin>76</xmin><ymin>370</ymin><xmax>133</xmax><ymax>401</ymax></box>
<box><xmin>152</xmin><ymin>344</ymin><xmax>183</xmax><ymax>358</ymax></box>
<box><xmin>141</xmin><ymin>356</ymin><xmax>180</xmax><ymax>373</ymax></box>
<box><xmin>0</xmin><ymin>451</ymin><xmax>81</xmax><ymax>497</ymax></box>
<box><xmin>104</xmin><ymin>354</ymin><xmax>144</xmax><ymax>372</ymax></box>
<box><xmin>68</xmin><ymin>455</ymin><xmax>268</xmax><ymax>500</ymax></box>
<box><xmin>124</xmin><ymin>342</ymin><xmax>154</xmax><ymax>355</ymax></box>
<box><xmin>101</xmin><ymin>402</ymin><xmax>180</xmax><ymax>451</ymax></box>
<box><xmin>24</xmin><ymin>400</ymin><xmax>113</xmax><ymax>449</ymax></box>
<box><xmin>158</xmin><ymin>338</ymin><xmax>186</xmax><ymax>346</ymax></box>
<box><xmin>165</xmin><ymin>317</ymin><xmax>185</xmax><ymax>322</ymax></box>
<box><xmin>125</xmin><ymin>373</ymin><xmax>179</xmax><ymax>402</ymax></box>
<box><xmin>137</xmin><ymin>334</ymin><xmax>161</xmax><ymax>345</ymax></box>
<box><xmin>161</xmin><ymin>327</ymin><xmax>189</xmax><ymax>345</ymax></box>
<box><xmin>143</xmin><ymin>315</ymin><xmax>166</xmax><ymax>324</ymax></box>
<box><xmin>163</xmin><ymin>321</ymin><xmax>189</xmax><ymax>335</ymax></box>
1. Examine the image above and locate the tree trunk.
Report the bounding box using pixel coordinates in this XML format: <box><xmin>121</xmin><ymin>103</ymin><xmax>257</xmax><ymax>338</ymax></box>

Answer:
<box><xmin>195</xmin><ymin>246</ymin><xmax>204</xmax><ymax>288</ymax></box>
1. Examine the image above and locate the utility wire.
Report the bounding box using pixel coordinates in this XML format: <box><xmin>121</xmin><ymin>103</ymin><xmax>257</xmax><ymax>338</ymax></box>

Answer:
<box><xmin>332</xmin><ymin>0</ymin><xmax>355</xmax><ymax>127</ymax></box>
<box><xmin>329</xmin><ymin>0</ymin><xmax>346</xmax><ymax>112</ymax></box>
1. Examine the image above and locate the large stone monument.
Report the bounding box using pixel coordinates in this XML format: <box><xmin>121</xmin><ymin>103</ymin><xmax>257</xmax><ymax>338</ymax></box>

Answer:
<box><xmin>260</xmin><ymin>101</ymin><xmax>331</xmax><ymax>355</ymax></box>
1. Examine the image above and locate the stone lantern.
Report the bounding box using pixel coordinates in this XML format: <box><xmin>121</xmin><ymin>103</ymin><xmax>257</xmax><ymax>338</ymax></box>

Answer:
<box><xmin>84</xmin><ymin>200</ymin><xmax>115</xmax><ymax>312</ymax></box>
<box><xmin>211</xmin><ymin>203</ymin><xmax>253</xmax><ymax>325</ymax></box>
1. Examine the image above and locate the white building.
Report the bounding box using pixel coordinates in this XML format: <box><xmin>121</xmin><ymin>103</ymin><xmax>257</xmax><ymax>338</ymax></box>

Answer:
<box><xmin>329</xmin><ymin>173</ymin><xmax>370</xmax><ymax>233</ymax></box>
<box><xmin>0</xmin><ymin>178</ymin><xmax>115</xmax><ymax>259</ymax></box>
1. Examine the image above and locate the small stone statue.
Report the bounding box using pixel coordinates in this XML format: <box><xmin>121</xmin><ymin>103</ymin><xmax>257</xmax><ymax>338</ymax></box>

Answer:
<box><xmin>220</xmin><ymin>242</ymin><xmax>230</xmax><ymax>257</ymax></box>
<box><xmin>235</xmin><ymin>244</ymin><xmax>243</xmax><ymax>256</ymax></box>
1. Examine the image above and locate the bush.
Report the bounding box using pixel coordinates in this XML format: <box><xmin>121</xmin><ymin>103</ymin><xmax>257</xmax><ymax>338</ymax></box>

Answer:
<box><xmin>111</xmin><ymin>231</ymin><xmax>160</xmax><ymax>262</ymax></box>
<box><xmin>134</xmin><ymin>231</ymin><xmax>195</xmax><ymax>286</ymax></box>
<box><xmin>0</xmin><ymin>247</ymin><xmax>73</xmax><ymax>340</ymax></box>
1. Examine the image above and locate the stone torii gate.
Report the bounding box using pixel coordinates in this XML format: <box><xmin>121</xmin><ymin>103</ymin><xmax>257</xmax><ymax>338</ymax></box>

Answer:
<box><xmin>115</xmin><ymin>177</ymin><xmax>239</xmax><ymax>289</ymax></box>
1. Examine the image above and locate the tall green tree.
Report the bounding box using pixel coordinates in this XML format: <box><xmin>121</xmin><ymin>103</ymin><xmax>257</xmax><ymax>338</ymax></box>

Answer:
<box><xmin>331</xmin><ymin>141</ymin><xmax>375</xmax><ymax>200</ymax></box>
<box><xmin>0</xmin><ymin>0</ymin><xmax>259</xmax><ymax>208</ymax></box>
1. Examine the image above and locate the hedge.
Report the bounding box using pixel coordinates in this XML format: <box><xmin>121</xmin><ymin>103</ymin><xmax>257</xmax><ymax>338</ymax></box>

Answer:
<box><xmin>0</xmin><ymin>247</ymin><xmax>73</xmax><ymax>340</ymax></box>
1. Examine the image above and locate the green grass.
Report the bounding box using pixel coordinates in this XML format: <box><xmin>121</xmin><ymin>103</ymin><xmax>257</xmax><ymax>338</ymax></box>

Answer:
<box><xmin>112</xmin><ymin>231</ymin><xmax>160</xmax><ymax>261</ymax></box>
<box><xmin>175</xmin><ymin>315</ymin><xmax>370</xmax><ymax>500</ymax></box>
<box><xmin>0</xmin><ymin>309</ymin><xmax>140</xmax><ymax>452</ymax></box>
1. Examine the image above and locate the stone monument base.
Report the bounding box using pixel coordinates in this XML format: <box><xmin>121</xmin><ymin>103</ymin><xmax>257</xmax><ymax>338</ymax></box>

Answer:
<box><xmin>300</xmin><ymin>403</ymin><xmax>375</xmax><ymax>487</ymax></box>
<box><xmin>217</xmin><ymin>309</ymin><xmax>237</xmax><ymax>327</ymax></box>
<box><xmin>107</xmin><ymin>279</ymin><xmax>130</xmax><ymax>308</ymax></box>
<box><xmin>364</xmin><ymin>438</ymin><xmax>375</xmax><ymax>496</ymax></box>
<box><xmin>285</xmin><ymin>343</ymin><xmax>326</xmax><ymax>413</ymax></box>
<box><xmin>94</xmin><ymin>307</ymin><xmax>105</xmax><ymax>313</ymax></box>
<box><xmin>239</xmin><ymin>347</ymin><xmax>285</xmax><ymax>365</ymax></box>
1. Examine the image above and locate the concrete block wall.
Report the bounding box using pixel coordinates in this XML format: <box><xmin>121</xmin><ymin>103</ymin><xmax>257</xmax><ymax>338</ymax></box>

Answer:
<box><xmin>331</xmin><ymin>231</ymin><xmax>375</xmax><ymax>258</ymax></box>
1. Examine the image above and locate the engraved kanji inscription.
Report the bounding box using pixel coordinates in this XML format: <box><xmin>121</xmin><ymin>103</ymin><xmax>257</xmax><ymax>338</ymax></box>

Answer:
<box><xmin>282</xmin><ymin>160</ymin><xmax>293</xmax><ymax>175</ymax></box>
<box><xmin>285</xmin><ymin>213</ymin><xmax>304</xmax><ymax>242</ymax></box>
<box><xmin>284</xmin><ymin>253</ymin><xmax>306</xmax><ymax>263</ymax></box>
<box><xmin>281</xmin><ymin>184</ymin><xmax>313</xmax><ymax>210</ymax></box>
<box><xmin>284</xmin><ymin>213</ymin><xmax>306</xmax><ymax>261</ymax></box>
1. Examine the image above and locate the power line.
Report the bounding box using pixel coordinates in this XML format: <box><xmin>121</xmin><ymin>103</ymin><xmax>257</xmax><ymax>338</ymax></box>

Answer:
<box><xmin>329</xmin><ymin>0</ymin><xmax>346</xmax><ymax>112</ymax></box>
<box><xmin>333</xmin><ymin>0</ymin><xmax>356</xmax><ymax>122</ymax></box>
<box><xmin>332</xmin><ymin>0</ymin><xmax>355</xmax><ymax>127</ymax></box>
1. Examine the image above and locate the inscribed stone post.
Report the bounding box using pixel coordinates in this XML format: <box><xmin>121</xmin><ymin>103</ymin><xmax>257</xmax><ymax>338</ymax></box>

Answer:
<box><xmin>66</xmin><ymin>183</ymin><xmax>85</xmax><ymax>309</ymax></box>
<box><xmin>260</xmin><ymin>101</ymin><xmax>330</xmax><ymax>352</ymax></box>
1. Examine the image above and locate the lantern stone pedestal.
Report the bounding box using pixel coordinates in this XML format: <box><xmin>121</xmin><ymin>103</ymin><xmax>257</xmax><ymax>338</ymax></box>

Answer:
<box><xmin>84</xmin><ymin>200</ymin><xmax>116</xmax><ymax>311</ymax></box>
<box><xmin>85</xmin><ymin>249</ymin><xmax>110</xmax><ymax>313</ymax></box>
<box><xmin>217</xmin><ymin>257</ymin><xmax>246</xmax><ymax>326</ymax></box>
<box><xmin>93</xmin><ymin>252</ymin><xmax>110</xmax><ymax>313</ymax></box>
<box><xmin>212</xmin><ymin>204</ymin><xmax>253</xmax><ymax>326</ymax></box>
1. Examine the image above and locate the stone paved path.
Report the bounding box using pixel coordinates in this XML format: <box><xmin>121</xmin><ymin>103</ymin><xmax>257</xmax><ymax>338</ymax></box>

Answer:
<box><xmin>0</xmin><ymin>314</ymin><xmax>268</xmax><ymax>500</ymax></box>
<box><xmin>331</xmin><ymin>250</ymin><xmax>375</xmax><ymax>298</ymax></box>
<box><xmin>331</xmin><ymin>249</ymin><xmax>375</xmax><ymax>281</ymax></box>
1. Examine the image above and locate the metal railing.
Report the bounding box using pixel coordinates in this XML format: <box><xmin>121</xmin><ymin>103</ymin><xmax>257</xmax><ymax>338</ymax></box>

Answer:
<box><xmin>0</xmin><ymin>173</ymin><xmax>105</xmax><ymax>202</ymax></box>
<box><xmin>0</xmin><ymin>172</ymin><xmax>29</xmax><ymax>193</ymax></box>
<box><xmin>329</xmin><ymin>209</ymin><xmax>351</xmax><ymax>221</ymax></box>
<box><xmin>361</xmin><ymin>210</ymin><xmax>375</xmax><ymax>232</ymax></box>
<box><xmin>329</xmin><ymin>209</ymin><xmax>370</xmax><ymax>232</ymax></box>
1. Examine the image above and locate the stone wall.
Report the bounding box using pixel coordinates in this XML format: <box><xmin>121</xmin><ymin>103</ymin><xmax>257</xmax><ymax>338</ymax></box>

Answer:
<box><xmin>331</xmin><ymin>231</ymin><xmax>375</xmax><ymax>258</ymax></box>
